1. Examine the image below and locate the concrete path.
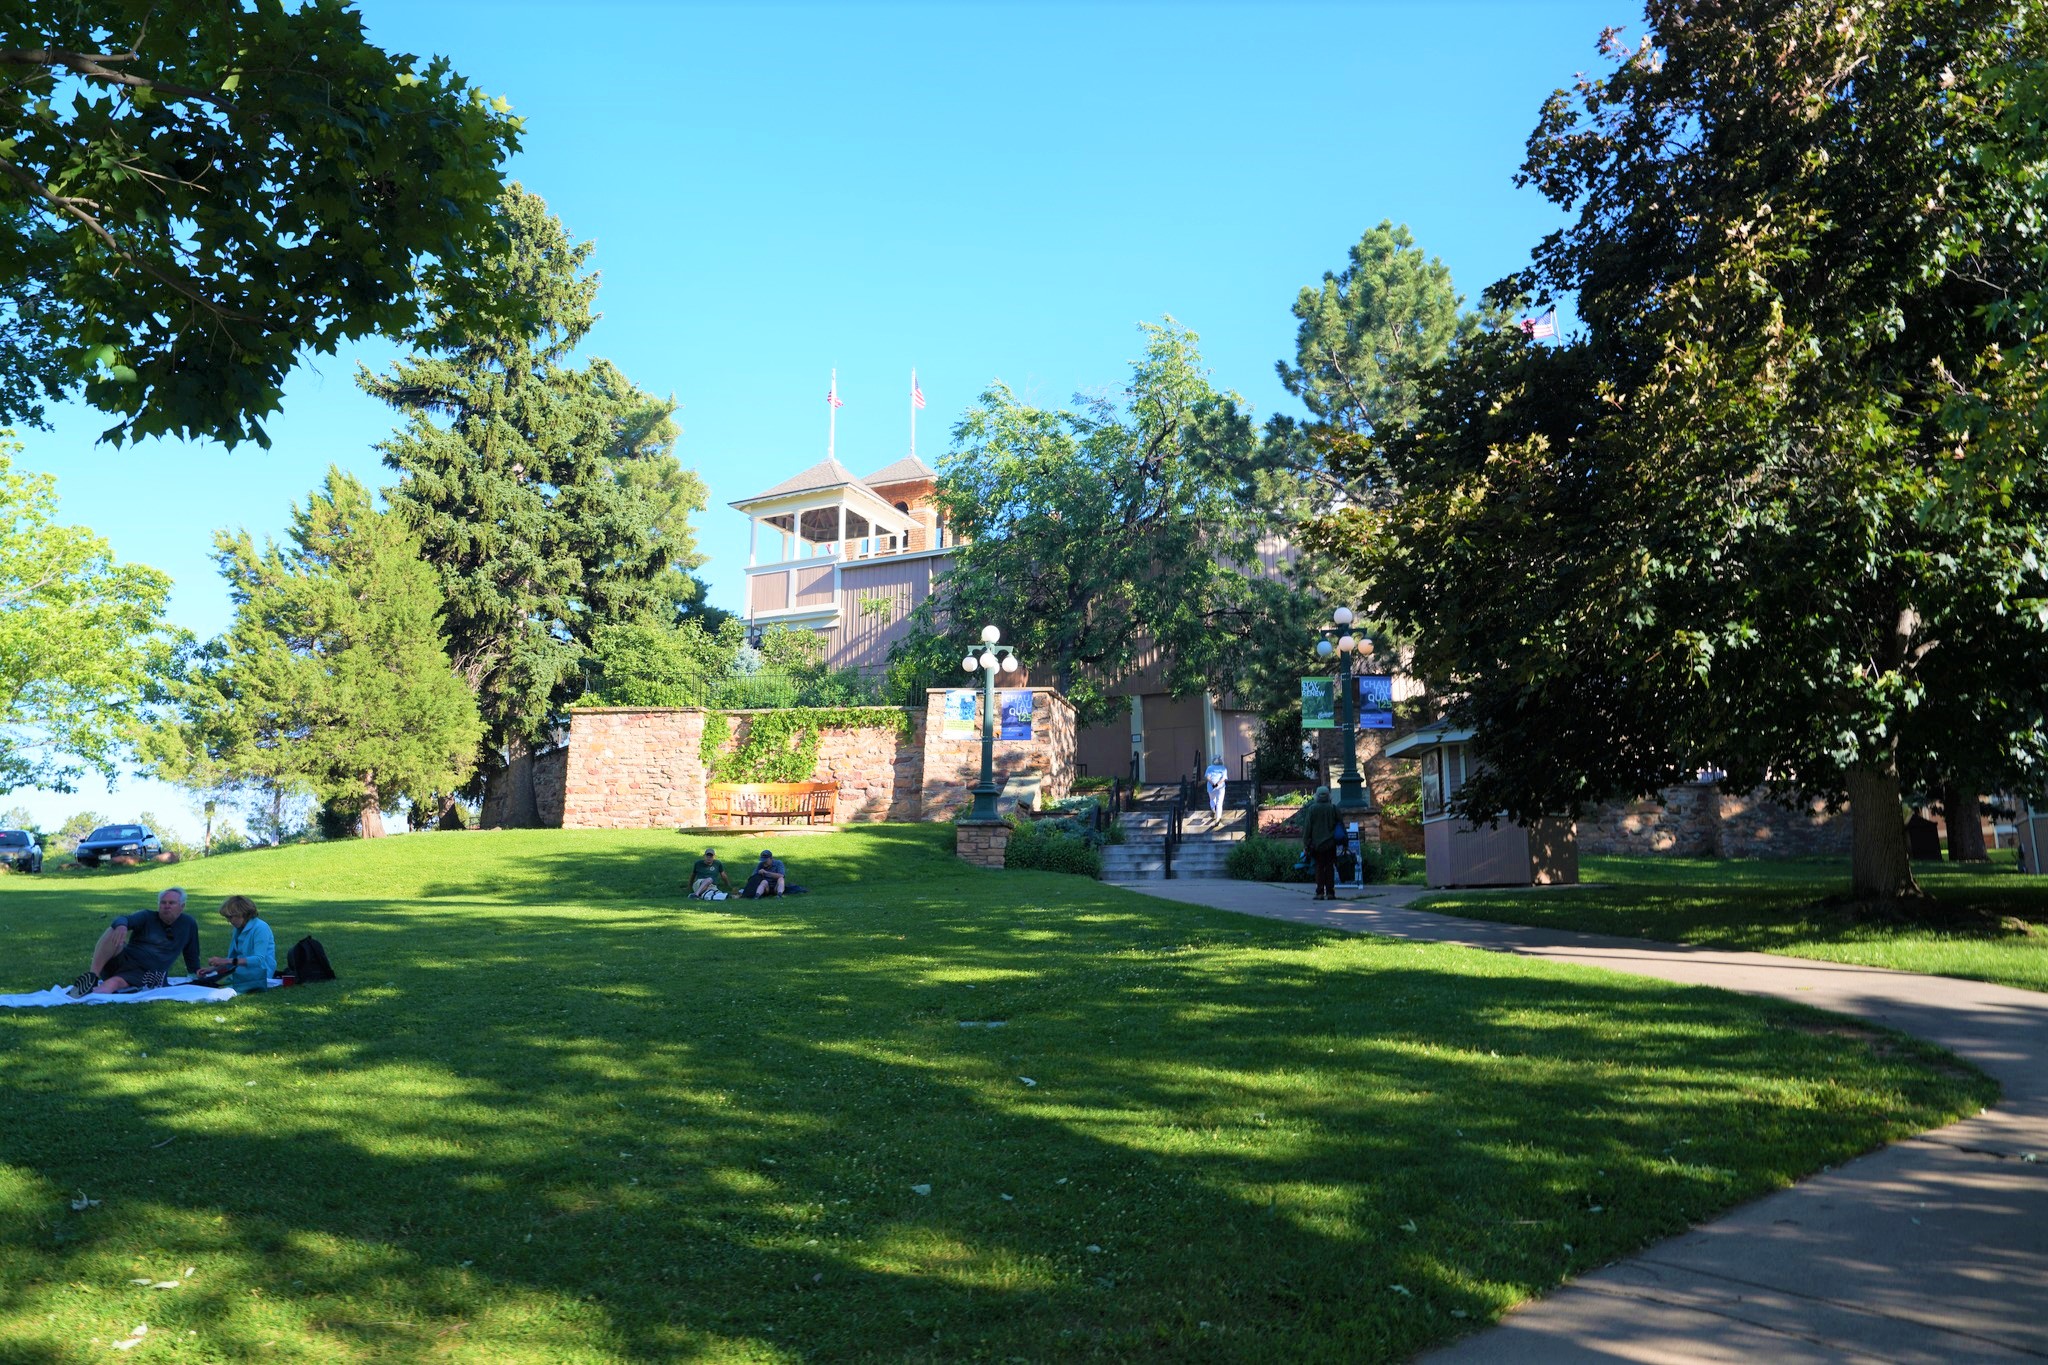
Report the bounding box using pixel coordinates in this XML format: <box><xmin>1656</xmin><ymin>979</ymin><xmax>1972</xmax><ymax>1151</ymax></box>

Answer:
<box><xmin>1128</xmin><ymin>880</ymin><xmax>2048</xmax><ymax>1364</ymax></box>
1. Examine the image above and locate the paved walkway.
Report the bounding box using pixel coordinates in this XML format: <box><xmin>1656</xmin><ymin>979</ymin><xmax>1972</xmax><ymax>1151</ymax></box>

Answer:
<box><xmin>1129</xmin><ymin>880</ymin><xmax>2048</xmax><ymax>1363</ymax></box>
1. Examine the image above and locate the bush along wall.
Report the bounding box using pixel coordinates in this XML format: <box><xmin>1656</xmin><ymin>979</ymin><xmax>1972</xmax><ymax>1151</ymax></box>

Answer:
<box><xmin>1225</xmin><ymin>835</ymin><xmax>1412</xmax><ymax>884</ymax></box>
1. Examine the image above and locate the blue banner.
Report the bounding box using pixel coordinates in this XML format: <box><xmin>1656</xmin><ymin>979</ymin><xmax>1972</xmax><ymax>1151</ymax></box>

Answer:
<box><xmin>998</xmin><ymin>689</ymin><xmax>1034</xmax><ymax>741</ymax></box>
<box><xmin>1356</xmin><ymin>674</ymin><xmax>1394</xmax><ymax>730</ymax></box>
<box><xmin>941</xmin><ymin>689</ymin><xmax>977</xmax><ymax>739</ymax></box>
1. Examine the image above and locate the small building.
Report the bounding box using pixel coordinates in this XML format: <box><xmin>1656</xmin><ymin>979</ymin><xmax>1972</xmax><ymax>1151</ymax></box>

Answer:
<box><xmin>1383</xmin><ymin>725</ymin><xmax>1578</xmax><ymax>889</ymax></box>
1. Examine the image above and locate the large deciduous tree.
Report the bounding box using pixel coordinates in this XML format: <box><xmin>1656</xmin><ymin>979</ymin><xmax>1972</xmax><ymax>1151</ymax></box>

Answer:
<box><xmin>894</xmin><ymin>320</ymin><xmax>1302</xmax><ymax>721</ymax></box>
<box><xmin>203</xmin><ymin>470</ymin><xmax>481</xmax><ymax>837</ymax></box>
<box><xmin>364</xmin><ymin>185</ymin><xmax>693</xmax><ymax>825</ymax></box>
<box><xmin>0</xmin><ymin>434</ymin><xmax>171</xmax><ymax>789</ymax></box>
<box><xmin>1</xmin><ymin>1</ymin><xmax>520</xmax><ymax>447</ymax></box>
<box><xmin>1318</xmin><ymin>1</ymin><xmax>2048</xmax><ymax>905</ymax></box>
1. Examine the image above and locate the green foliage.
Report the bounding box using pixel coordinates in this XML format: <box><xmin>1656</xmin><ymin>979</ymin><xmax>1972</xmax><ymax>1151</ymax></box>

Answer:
<box><xmin>1071</xmin><ymin>775</ymin><xmax>1114</xmax><ymax>793</ymax></box>
<box><xmin>893</xmin><ymin>321</ymin><xmax>1302</xmax><ymax>725</ymax></box>
<box><xmin>1320</xmin><ymin>3</ymin><xmax>2048</xmax><ymax>901</ymax></box>
<box><xmin>0</xmin><ymin>2</ymin><xmax>518</xmax><ymax>447</ymax></box>
<box><xmin>1228</xmin><ymin>836</ymin><xmax>1312</xmax><ymax>883</ymax></box>
<box><xmin>1252</xmin><ymin>709</ymin><xmax>1315</xmax><ymax>782</ymax></box>
<box><xmin>0</xmin><ymin>435</ymin><xmax>173</xmax><ymax>790</ymax></box>
<box><xmin>700</xmin><ymin>707</ymin><xmax>912</xmax><ymax>785</ymax></box>
<box><xmin>366</xmin><ymin>187</ymin><xmax>701</xmax><ymax>813</ymax></box>
<box><xmin>160</xmin><ymin>469</ymin><xmax>482</xmax><ymax>834</ymax></box>
<box><xmin>1003</xmin><ymin>818</ymin><xmax>1104</xmax><ymax>877</ymax></box>
<box><xmin>588</xmin><ymin>617</ymin><xmax>743</xmax><ymax>707</ymax></box>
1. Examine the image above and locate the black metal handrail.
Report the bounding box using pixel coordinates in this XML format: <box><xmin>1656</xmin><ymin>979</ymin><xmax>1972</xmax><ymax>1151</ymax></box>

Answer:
<box><xmin>1162</xmin><ymin>791</ymin><xmax>1185</xmax><ymax>879</ymax></box>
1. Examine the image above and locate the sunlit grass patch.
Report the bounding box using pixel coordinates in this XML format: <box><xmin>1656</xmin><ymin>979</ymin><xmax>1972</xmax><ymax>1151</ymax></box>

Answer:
<box><xmin>0</xmin><ymin>826</ymin><xmax>1996</xmax><ymax>1362</ymax></box>
<box><xmin>1426</xmin><ymin>853</ymin><xmax>2048</xmax><ymax>992</ymax></box>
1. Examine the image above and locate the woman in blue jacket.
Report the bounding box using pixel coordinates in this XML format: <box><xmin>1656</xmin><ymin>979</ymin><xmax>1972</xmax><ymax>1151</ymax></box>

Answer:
<box><xmin>196</xmin><ymin>895</ymin><xmax>275</xmax><ymax>990</ymax></box>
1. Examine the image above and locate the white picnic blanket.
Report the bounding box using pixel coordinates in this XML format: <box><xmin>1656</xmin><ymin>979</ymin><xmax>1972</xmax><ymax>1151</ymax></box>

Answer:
<box><xmin>0</xmin><ymin>977</ymin><xmax>280</xmax><ymax>1008</ymax></box>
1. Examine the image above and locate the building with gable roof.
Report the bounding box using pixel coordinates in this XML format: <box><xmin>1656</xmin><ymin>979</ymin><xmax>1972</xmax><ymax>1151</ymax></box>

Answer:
<box><xmin>730</xmin><ymin>455</ymin><xmax>1261</xmax><ymax>783</ymax></box>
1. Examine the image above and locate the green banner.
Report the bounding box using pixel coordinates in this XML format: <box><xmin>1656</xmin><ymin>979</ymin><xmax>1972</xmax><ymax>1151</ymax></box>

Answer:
<box><xmin>1301</xmin><ymin>676</ymin><xmax>1336</xmax><ymax>729</ymax></box>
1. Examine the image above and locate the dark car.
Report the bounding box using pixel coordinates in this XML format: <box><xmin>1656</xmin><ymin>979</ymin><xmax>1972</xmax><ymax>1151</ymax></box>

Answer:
<box><xmin>0</xmin><ymin>829</ymin><xmax>41</xmax><ymax>873</ymax></box>
<box><xmin>73</xmin><ymin>824</ymin><xmax>162</xmax><ymax>868</ymax></box>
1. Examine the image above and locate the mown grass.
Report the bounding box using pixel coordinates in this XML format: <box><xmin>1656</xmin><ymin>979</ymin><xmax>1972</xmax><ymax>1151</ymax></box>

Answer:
<box><xmin>1423</xmin><ymin>854</ymin><xmax>2048</xmax><ymax>994</ymax></box>
<box><xmin>0</xmin><ymin>827</ymin><xmax>1996</xmax><ymax>1362</ymax></box>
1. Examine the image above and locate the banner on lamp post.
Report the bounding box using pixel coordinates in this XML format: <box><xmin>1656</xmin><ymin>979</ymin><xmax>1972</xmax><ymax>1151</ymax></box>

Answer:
<box><xmin>941</xmin><ymin>689</ymin><xmax>977</xmax><ymax>739</ymax></box>
<box><xmin>1301</xmin><ymin>677</ymin><xmax>1336</xmax><ymax>729</ymax></box>
<box><xmin>998</xmin><ymin>689</ymin><xmax>1034</xmax><ymax>741</ymax></box>
<box><xmin>1356</xmin><ymin>674</ymin><xmax>1394</xmax><ymax>730</ymax></box>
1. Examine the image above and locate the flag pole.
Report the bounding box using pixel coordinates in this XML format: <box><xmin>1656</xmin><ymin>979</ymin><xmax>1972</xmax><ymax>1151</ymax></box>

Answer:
<box><xmin>828</xmin><ymin>367</ymin><xmax>837</xmax><ymax>461</ymax></box>
<box><xmin>909</xmin><ymin>367</ymin><xmax>917</xmax><ymax>460</ymax></box>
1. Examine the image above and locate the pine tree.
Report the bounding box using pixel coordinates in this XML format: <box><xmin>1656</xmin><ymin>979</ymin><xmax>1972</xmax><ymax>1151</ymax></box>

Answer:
<box><xmin>208</xmin><ymin>470</ymin><xmax>481</xmax><ymax>837</ymax></box>
<box><xmin>361</xmin><ymin>185</ymin><xmax>694</xmax><ymax>824</ymax></box>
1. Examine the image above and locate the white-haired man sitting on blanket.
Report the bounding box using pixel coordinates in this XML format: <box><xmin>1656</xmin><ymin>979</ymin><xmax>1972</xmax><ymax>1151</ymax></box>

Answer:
<box><xmin>67</xmin><ymin>888</ymin><xmax>201</xmax><ymax>997</ymax></box>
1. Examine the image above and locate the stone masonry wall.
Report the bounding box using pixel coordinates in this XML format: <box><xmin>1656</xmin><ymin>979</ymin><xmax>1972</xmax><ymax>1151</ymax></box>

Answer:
<box><xmin>1578</xmin><ymin>781</ymin><xmax>1852</xmax><ymax>858</ymax></box>
<box><xmin>920</xmin><ymin>688</ymin><xmax>1077</xmax><ymax>820</ymax></box>
<box><xmin>722</xmin><ymin>711</ymin><xmax>923</xmax><ymax>823</ymax></box>
<box><xmin>559</xmin><ymin>706</ymin><xmax>924</xmax><ymax>829</ymax></box>
<box><xmin>561</xmin><ymin>708</ymin><xmax>710</xmax><ymax>829</ymax></box>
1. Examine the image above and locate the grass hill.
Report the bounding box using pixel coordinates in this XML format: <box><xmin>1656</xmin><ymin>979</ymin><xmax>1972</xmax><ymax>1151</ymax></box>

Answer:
<box><xmin>0</xmin><ymin>827</ymin><xmax>1995</xmax><ymax>1362</ymax></box>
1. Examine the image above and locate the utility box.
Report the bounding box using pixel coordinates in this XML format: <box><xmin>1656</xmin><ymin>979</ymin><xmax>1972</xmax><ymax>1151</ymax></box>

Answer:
<box><xmin>1383</xmin><ymin>725</ymin><xmax>1579</xmax><ymax>889</ymax></box>
<box><xmin>2019</xmin><ymin>801</ymin><xmax>2048</xmax><ymax>875</ymax></box>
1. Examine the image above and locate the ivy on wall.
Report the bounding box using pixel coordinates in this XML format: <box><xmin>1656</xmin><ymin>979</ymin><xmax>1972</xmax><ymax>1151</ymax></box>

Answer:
<box><xmin>700</xmin><ymin>707</ymin><xmax>915</xmax><ymax>785</ymax></box>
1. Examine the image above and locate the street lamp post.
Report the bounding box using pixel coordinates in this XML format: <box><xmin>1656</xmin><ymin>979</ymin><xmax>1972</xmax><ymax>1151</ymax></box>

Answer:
<box><xmin>961</xmin><ymin>624</ymin><xmax>1021</xmax><ymax>822</ymax></box>
<box><xmin>1315</xmin><ymin>607</ymin><xmax>1375</xmax><ymax>817</ymax></box>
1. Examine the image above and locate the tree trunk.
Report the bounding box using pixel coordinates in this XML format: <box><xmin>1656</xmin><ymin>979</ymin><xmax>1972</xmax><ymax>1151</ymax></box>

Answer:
<box><xmin>484</xmin><ymin>738</ymin><xmax>543</xmax><ymax>829</ymax></box>
<box><xmin>1845</xmin><ymin>764</ymin><xmax>1921</xmax><ymax>903</ymax></box>
<box><xmin>1941</xmin><ymin>784</ymin><xmax>1990</xmax><ymax>862</ymax></box>
<box><xmin>359</xmin><ymin>777</ymin><xmax>386</xmax><ymax>840</ymax></box>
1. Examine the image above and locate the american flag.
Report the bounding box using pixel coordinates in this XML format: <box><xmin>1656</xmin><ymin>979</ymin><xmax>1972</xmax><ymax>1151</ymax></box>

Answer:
<box><xmin>1520</xmin><ymin>308</ymin><xmax>1559</xmax><ymax>340</ymax></box>
<box><xmin>827</xmin><ymin>381</ymin><xmax>843</xmax><ymax>409</ymax></box>
<box><xmin>911</xmin><ymin>371</ymin><xmax>926</xmax><ymax>410</ymax></box>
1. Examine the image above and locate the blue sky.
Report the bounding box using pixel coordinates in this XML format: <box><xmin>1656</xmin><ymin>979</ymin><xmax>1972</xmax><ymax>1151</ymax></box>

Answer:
<box><xmin>14</xmin><ymin>0</ymin><xmax>1618</xmax><ymax>837</ymax></box>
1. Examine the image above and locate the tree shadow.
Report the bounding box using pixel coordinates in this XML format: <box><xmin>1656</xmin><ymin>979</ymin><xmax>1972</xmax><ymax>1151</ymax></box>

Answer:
<box><xmin>0</xmin><ymin>834</ymin><xmax>2000</xmax><ymax>1361</ymax></box>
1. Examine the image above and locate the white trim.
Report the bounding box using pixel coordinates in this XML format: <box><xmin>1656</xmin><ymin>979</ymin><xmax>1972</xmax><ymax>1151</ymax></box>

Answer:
<box><xmin>748</xmin><ymin>604</ymin><xmax>839</xmax><ymax>629</ymax></box>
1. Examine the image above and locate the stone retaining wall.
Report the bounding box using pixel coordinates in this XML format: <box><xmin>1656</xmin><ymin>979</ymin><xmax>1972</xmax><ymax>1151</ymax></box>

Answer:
<box><xmin>956</xmin><ymin>820</ymin><xmax>1011</xmax><ymax>868</ymax></box>
<box><xmin>1578</xmin><ymin>781</ymin><xmax>1852</xmax><ymax>858</ymax></box>
<box><xmin>919</xmin><ymin>689</ymin><xmax>1076</xmax><ymax>820</ymax></box>
<box><xmin>561</xmin><ymin>709</ymin><xmax>711</xmax><ymax>829</ymax></box>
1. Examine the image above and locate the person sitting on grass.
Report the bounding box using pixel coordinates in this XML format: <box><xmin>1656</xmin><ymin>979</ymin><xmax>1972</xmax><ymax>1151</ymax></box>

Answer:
<box><xmin>68</xmin><ymin>887</ymin><xmax>200</xmax><ymax>997</ymax></box>
<box><xmin>689</xmin><ymin>848</ymin><xmax>732</xmax><ymax>900</ymax></box>
<box><xmin>190</xmin><ymin>895</ymin><xmax>275</xmax><ymax>990</ymax></box>
<box><xmin>741</xmin><ymin>849</ymin><xmax>787</xmax><ymax>899</ymax></box>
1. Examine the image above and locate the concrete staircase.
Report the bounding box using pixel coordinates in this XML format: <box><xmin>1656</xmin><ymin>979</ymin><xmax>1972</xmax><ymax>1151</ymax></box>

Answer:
<box><xmin>1098</xmin><ymin>789</ymin><xmax>1252</xmax><ymax>883</ymax></box>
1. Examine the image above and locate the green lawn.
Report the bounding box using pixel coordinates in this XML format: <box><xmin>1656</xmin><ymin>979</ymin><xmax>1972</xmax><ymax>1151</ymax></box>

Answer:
<box><xmin>1422</xmin><ymin>854</ymin><xmax>2048</xmax><ymax>993</ymax></box>
<box><xmin>0</xmin><ymin>828</ymin><xmax>1995</xmax><ymax>1363</ymax></box>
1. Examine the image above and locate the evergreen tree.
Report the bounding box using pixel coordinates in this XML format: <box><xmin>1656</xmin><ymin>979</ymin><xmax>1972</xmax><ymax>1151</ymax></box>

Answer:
<box><xmin>362</xmin><ymin>186</ymin><xmax>695</xmax><ymax>824</ymax></box>
<box><xmin>206</xmin><ymin>470</ymin><xmax>482</xmax><ymax>838</ymax></box>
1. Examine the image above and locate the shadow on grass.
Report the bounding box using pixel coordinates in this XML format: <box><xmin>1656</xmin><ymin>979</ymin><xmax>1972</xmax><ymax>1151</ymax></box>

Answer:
<box><xmin>0</xmin><ymin>833</ymin><xmax>2001</xmax><ymax>1362</ymax></box>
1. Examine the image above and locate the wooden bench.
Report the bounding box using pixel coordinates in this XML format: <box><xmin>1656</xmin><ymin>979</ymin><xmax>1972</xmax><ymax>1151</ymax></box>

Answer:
<box><xmin>706</xmin><ymin>781</ymin><xmax>838</xmax><ymax>828</ymax></box>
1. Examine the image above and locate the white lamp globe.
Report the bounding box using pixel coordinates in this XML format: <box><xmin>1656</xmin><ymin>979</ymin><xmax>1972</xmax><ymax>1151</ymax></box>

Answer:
<box><xmin>1360</xmin><ymin>639</ymin><xmax>1376</xmax><ymax>657</ymax></box>
<box><xmin>980</xmin><ymin>624</ymin><xmax>1001</xmax><ymax>644</ymax></box>
<box><xmin>1333</xmin><ymin>606</ymin><xmax>1355</xmax><ymax>627</ymax></box>
<box><xmin>1338</xmin><ymin>634</ymin><xmax>1356</xmax><ymax>653</ymax></box>
<box><xmin>982</xmin><ymin>653</ymin><xmax>1000</xmax><ymax>671</ymax></box>
<box><xmin>1000</xmin><ymin>654</ymin><xmax>1018</xmax><ymax>672</ymax></box>
<box><xmin>961</xmin><ymin>656</ymin><xmax>978</xmax><ymax>672</ymax></box>
<box><xmin>1315</xmin><ymin>639</ymin><xmax>1335</xmax><ymax>659</ymax></box>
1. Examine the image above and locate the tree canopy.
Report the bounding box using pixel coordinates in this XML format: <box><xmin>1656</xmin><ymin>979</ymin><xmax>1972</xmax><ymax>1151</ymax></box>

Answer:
<box><xmin>1</xmin><ymin>0</ymin><xmax>520</xmax><ymax>446</ymax></box>
<box><xmin>894</xmin><ymin>321</ymin><xmax>1302</xmax><ymax>722</ymax></box>
<box><xmin>0</xmin><ymin>433</ymin><xmax>172</xmax><ymax>790</ymax></box>
<box><xmin>1316</xmin><ymin>0</ymin><xmax>2048</xmax><ymax>902</ymax></box>
<box><xmin>365</xmin><ymin>185</ymin><xmax>697</xmax><ymax>824</ymax></box>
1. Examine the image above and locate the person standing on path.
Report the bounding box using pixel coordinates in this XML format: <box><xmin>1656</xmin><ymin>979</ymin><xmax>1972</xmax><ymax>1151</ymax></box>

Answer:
<box><xmin>1301</xmin><ymin>787</ymin><xmax>1341</xmax><ymax>900</ymax></box>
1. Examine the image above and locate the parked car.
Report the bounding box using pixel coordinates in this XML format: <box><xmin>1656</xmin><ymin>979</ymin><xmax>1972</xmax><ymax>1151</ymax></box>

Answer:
<box><xmin>0</xmin><ymin>829</ymin><xmax>42</xmax><ymax>873</ymax></box>
<box><xmin>72</xmin><ymin>824</ymin><xmax>162</xmax><ymax>867</ymax></box>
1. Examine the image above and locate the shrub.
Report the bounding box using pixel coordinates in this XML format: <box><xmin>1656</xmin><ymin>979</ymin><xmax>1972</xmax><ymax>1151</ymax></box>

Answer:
<box><xmin>1226</xmin><ymin>837</ymin><xmax>1310</xmax><ymax>882</ymax></box>
<box><xmin>1004</xmin><ymin>820</ymin><xmax>1103</xmax><ymax>877</ymax></box>
<box><xmin>1357</xmin><ymin>841</ymin><xmax>1413</xmax><ymax>883</ymax></box>
<box><xmin>1071</xmin><ymin>776</ymin><xmax>1114</xmax><ymax>793</ymax></box>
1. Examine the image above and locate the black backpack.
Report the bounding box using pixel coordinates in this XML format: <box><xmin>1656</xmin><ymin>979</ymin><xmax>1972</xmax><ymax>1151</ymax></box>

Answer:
<box><xmin>286</xmin><ymin>936</ymin><xmax>337</xmax><ymax>983</ymax></box>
